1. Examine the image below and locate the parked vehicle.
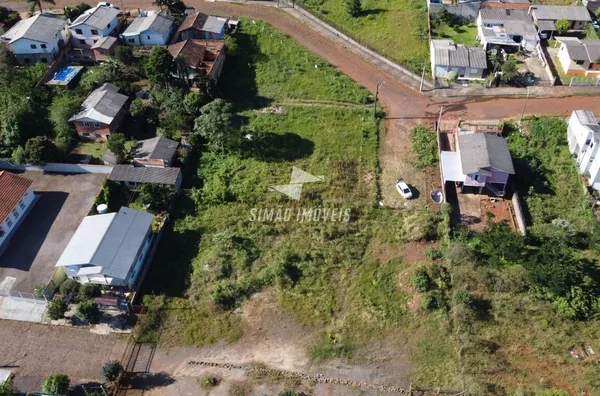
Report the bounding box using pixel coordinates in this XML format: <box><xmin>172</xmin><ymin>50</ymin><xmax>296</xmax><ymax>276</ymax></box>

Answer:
<box><xmin>97</xmin><ymin>2</ymin><xmax>119</xmax><ymax>9</ymax></box>
<box><xmin>396</xmin><ymin>179</ymin><xmax>413</xmax><ymax>199</ymax></box>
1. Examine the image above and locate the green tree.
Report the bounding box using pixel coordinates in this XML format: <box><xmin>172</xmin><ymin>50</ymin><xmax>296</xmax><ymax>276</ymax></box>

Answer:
<box><xmin>11</xmin><ymin>146</ymin><xmax>26</xmax><ymax>164</ymax></box>
<box><xmin>487</xmin><ymin>46</ymin><xmax>503</xmax><ymax>72</ymax></box>
<box><xmin>0</xmin><ymin>377</ymin><xmax>19</xmax><ymax>396</ymax></box>
<box><xmin>153</xmin><ymin>0</ymin><xmax>186</xmax><ymax>14</ymax></box>
<box><xmin>555</xmin><ymin>18</ymin><xmax>570</xmax><ymax>35</ymax></box>
<box><xmin>49</xmin><ymin>94</ymin><xmax>81</xmax><ymax>145</ymax></box>
<box><xmin>101</xmin><ymin>360</ymin><xmax>123</xmax><ymax>382</ymax></box>
<box><xmin>129</xmin><ymin>98</ymin><xmax>147</xmax><ymax>119</ymax></box>
<box><xmin>78</xmin><ymin>282</ymin><xmax>101</xmax><ymax>301</ymax></box>
<box><xmin>344</xmin><ymin>0</ymin><xmax>362</xmax><ymax>17</ymax></box>
<box><xmin>107</xmin><ymin>133</ymin><xmax>127</xmax><ymax>162</ymax></box>
<box><xmin>477</xmin><ymin>221</ymin><xmax>524</xmax><ymax>266</ymax></box>
<box><xmin>193</xmin><ymin>99</ymin><xmax>239</xmax><ymax>150</ymax></box>
<box><xmin>59</xmin><ymin>279</ymin><xmax>80</xmax><ymax>297</ymax></box>
<box><xmin>63</xmin><ymin>2</ymin><xmax>90</xmax><ymax>20</ymax></box>
<box><xmin>46</xmin><ymin>298</ymin><xmax>68</xmax><ymax>320</ymax></box>
<box><xmin>24</xmin><ymin>136</ymin><xmax>57</xmax><ymax>165</ymax></box>
<box><xmin>223</xmin><ymin>34</ymin><xmax>238</xmax><ymax>55</ymax></box>
<box><xmin>41</xmin><ymin>373</ymin><xmax>70</xmax><ymax>396</ymax></box>
<box><xmin>596</xmin><ymin>8</ymin><xmax>600</xmax><ymax>20</ymax></box>
<box><xmin>501</xmin><ymin>57</ymin><xmax>518</xmax><ymax>82</ymax></box>
<box><xmin>0</xmin><ymin>7</ymin><xmax>9</xmax><ymax>22</ymax></box>
<box><xmin>114</xmin><ymin>46</ymin><xmax>134</xmax><ymax>65</ymax></box>
<box><xmin>137</xmin><ymin>184</ymin><xmax>173</xmax><ymax>212</ymax></box>
<box><xmin>145</xmin><ymin>46</ymin><xmax>173</xmax><ymax>85</ymax></box>
<box><xmin>77</xmin><ymin>300</ymin><xmax>100</xmax><ymax>323</ymax></box>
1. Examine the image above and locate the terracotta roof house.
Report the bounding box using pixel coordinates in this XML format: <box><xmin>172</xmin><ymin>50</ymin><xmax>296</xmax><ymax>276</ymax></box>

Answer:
<box><xmin>69</xmin><ymin>83</ymin><xmax>129</xmax><ymax>141</ymax></box>
<box><xmin>0</xmin><ymin>171</ymin><xmax>36</xmax><ymax>256</ymax></box>
<box><xmin>556</xmin><ymin>37</ymin><xmax>600</xmax><ymax>77</ymax></box>
<box><xmin>171</xmin><ymin>13</ymin><xmax>228</xmax><ymax>43</ymax></box>
<box><xmin>168</xmin><ymin>39</ymin><xmax>226</xmax><ymax>84</ymax></box>
<box><xmin>132</xmin><ymin>137</ymin><xmax>179</xmax><ymax>168</ymax></box>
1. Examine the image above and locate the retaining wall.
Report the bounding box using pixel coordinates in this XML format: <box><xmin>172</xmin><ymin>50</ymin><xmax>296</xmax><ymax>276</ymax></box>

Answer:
<box><xmin>0</xmin><ymin>161</ymin><xmax>113</xmax><ymax>174</ymax></box>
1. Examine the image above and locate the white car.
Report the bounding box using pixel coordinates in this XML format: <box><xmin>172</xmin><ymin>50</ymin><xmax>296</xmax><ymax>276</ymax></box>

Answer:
<box><xmin>97</xmin><ymin>2</ymin><xmax>119</xmax><ymax>8</ymax></box>
<box><xmin>395</xmin><ymin>179</ymin><xmax>413</xmax><ymax>199</ymax></box>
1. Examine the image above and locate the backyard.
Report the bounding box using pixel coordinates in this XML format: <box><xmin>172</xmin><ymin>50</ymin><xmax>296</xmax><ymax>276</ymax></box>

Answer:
<box><xmin>297</xmin><ymin>0</ymin><xmax>430</xmax><ymax>74</ymax></box>
<box><xmin>431</xmin><ymin>21</ymin><xmax>479</xmax><ymax>47</ymax></box>
<box><xmin>138</xmin><ymin>19</ymin><xmax>461</xmax><ymax>392</ymax></box>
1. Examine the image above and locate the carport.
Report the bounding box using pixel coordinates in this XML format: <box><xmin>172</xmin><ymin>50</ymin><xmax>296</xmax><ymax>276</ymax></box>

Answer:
<box><xmin>441</xmin><ymin>151</ymin><xmax>465</xmax><ymax>184</ymax></box>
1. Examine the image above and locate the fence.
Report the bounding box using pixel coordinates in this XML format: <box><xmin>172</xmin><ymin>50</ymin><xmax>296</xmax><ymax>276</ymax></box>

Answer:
<box><xmin>0</xmin><ymin>288</ymin><xmax>48</xmax><ymax>302</ymax></box>
<box><xmin>0</xmin><ymin>161</ymin><xmax>113</xmax><ymax>174</ymax></box>
<box><xmin>569</xmin><ymin>77</ymin><xmax>600</xmax><ymax>87</ymax></box>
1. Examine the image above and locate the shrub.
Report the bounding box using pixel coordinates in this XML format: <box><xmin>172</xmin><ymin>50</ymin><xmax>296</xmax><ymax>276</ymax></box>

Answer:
<box><xmin>421</xmin><ymin>292</ymin><xmax>439</xmax><ymax>311</ymax></box>
<box><xmin>101</xmin><ymin>360</ymin><xmax>123</xmax><ymax>383</ymax></box>
<box><xmin>41</xmin><ymin>373</ymin><xmax>70</xmax><ymax>395</ymax></box>
<box><xmin>46</xmin><ymin>298</ymin><xmax>68</xmax><ymax>320</ymax></box>
<box><xmin>410</xmin><ymin>125</ymin><xmax>438</xmax><ymax>169</ymax></box>
<box><xmin>0</xmin><ymin>376</ymin><xmax>19</xmax><ymax>396</ymax></box>
<box><xmin>453</xmin><ymin>289</ymin><xmax>472</xmax><ymax>307</ymax></box>
<box><xmin>33</xmin><ymin>283</ymin><xmax>46</xmax><ymax>298</ymax></box>
<box><xmin>78</xmin><ymin>283</ymin><xmax>101</xmax><ymax>301</ymax></box>
<box><xmin>77</xmin><ymin>300</ymin><xmax>100</xmax><ymax>323</ymax></box>
<box><xmin>344</xmin><ymin>0</ymin><xmax>361</xmax><ymax>17</ymax></box>
<box><xmin>411</xmin><ymin>268</ymin><xmax>431</xmax><ymax>292</ymax></box>
<box><xmin>425</xmin><ymin>247</ymin><xmax>443</xmax><ymax>260</ymax></box>
<box><xmin>59</xmin><ymin>279</ymin><xmax>80</xmax><ymax>297</ymax></box>
<box><xmin>200</xmin><ymin>375</ymin><xmax>220</xmax><ymax>389</ymax></box>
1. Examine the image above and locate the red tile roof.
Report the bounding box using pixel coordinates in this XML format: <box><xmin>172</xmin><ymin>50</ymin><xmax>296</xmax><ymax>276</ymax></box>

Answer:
<box><xmin>168</xmin><ymin>40</ymin><xmax>224</xmax><ymax>71</ymax></box>
<box><xmin>0</xmin><ymin>171</ymin><xmax>33</xmax><ymax>225</ymax></box>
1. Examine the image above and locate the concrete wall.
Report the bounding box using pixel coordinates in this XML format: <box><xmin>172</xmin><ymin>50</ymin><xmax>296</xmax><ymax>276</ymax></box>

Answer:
<box><xmin>0</xmin><ymin>188</ymin><xmax>35</xmax><ymax>254</ymax></box>
<box><xmin>0</xmin><ymin>161</ymin><xmax>113</xmax><ymax>174</ymax></box>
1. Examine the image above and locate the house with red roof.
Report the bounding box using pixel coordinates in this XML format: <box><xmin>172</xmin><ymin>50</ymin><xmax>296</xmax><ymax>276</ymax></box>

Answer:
<box><xmin>0</xmin><ymin>171</ymin><xmax>35</xmax><ymax>256</ymax></box>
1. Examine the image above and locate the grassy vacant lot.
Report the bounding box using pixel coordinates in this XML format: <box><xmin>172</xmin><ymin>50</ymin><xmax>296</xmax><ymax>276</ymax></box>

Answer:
<box><xmin>70</xmin><ymin>141</ymin><xmax>107</xmax><ymax>163</ymax></box>
<box><xmin>140</xmin><ymin>19</ymin><xmax>460</xmax><ymax>389</ymax></box>
<box><xmin>431</xmin><ymin>22</ymin><xmax>479</xmax><ymax>47</ymax></box>
<box><xmin>298</xmin><ymin>0</ymin><xmax>429</xmax><ymax>74</ymax></box>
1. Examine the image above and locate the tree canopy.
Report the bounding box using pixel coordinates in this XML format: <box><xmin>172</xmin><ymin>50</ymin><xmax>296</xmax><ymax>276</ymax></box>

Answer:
<box><xmin>145</xmin><ymin>47</ymin><xmax>174</xmax><ymax>85</ymax></box>
<box><xmin>193</xmin><ymin>99</ymin><xmax>238</xmax><ymax>150</ymax></box>
<box><xmin>41</xmin><ymin>373</ymin><xmax>70</xmax><ymax>396</ymax></box>
<box><xmin>555</xmin><ymin>19</ymin><xmax>570</xmax><ymax>35</ymax></box>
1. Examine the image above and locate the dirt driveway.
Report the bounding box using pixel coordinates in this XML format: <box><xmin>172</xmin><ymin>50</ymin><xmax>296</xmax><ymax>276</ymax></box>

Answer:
<box><xmin>0</xmin><ymin>320</ymin><xmax>126</xmax><ymax>393</ymax></box>
<box><xmin>0</xmin><ymin>172</ymin><xmax>105</xmax><ymax>292</ymax></box>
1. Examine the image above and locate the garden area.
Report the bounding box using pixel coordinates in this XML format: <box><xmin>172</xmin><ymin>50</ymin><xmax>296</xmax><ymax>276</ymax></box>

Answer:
<box><xmin>430</xmin><ymin>9</ymin><xmax>479</xmax><ymax>47</ymax></box>
<box><xmin>137</xmin><ymin>19</ymin><xmax>462</xmax><ymax>392</ymax></box>
<box><xmin>297</xmin><ymin>0</ymin><xmax>430</xmax><ymax>74</ymax></box>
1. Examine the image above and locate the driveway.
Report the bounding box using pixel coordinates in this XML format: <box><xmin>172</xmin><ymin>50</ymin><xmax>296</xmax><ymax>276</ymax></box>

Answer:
<box><xmin>0</xmin><ymin>172</ymin><xmax>105</xmax><ymax>292</ymax></box>
<box><xmin>0</xmin><ymin>320</ymin><xmax>127</xmax><ymax>393</ymax></box>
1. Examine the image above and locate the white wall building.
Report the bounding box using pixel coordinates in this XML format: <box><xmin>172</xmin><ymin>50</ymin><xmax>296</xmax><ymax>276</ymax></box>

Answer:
<box><xmin>0</xmin><ymin>172</ymin><xmax>36</xmax><ymax>257</ymax></box>
<box><xmin>0</xmin><ymin>13</ymin><xmax>69</xmax><ymax>65</ymax></box>
<box><xmin>55</xmin><ymin>207</ymin><xmax>154</xmax><ymax>289</ymax></box>
<box><xmin>567</xmin><ymin>110</ymin><xmax>600</xmax><ymax>190</ymax></box>
<box><xmin>121</xmin><ymin>11</ymin><xmax>175</xmax><ymax>46</ymax></box>
<box><xmin>68</xmin><ymin>5</ymin><xmax>120</xmax><ymax>48</ymax></box>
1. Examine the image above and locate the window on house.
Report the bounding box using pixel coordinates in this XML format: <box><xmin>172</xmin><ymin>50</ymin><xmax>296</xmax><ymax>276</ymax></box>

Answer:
<box><xmin>83</xmin><ymin>132</ymin><xmax>91</xmax><ymax>137</ymax></box>
<box><xmin>24</xmin><ymin>58</ymin><xmax>30</xmax><ymax>64</ymax></box>
<box><xmin>576</xmin><ymin>60</ymin><xmax>585</xmax><ymax>65</ymax></box>
<box><xmin>30</xmin><ymin>44</ymin><xmax>37</xmax><ymax>49</ymax></box>
<box><xmin>473</xmin><ymin>174</ymin><xmax>480</xmax><ymax>181</ymax></box>
<box><xmin>75</xmin><ymin>28</ymin><xmax>83</xmax><ymax>35</ymax></box>
<box><xmin>13</xmin><ymin>211</ymin><xmax>19</xmax><ymax>220</ymax></box>
<box><xmin>94</xmin><ymin>122</ymin><xmax>100</xmax><ymax>128</ymax></box>
<box><xmin>591</xmin><ymin>142</ymin><xmax>595</xmax><ymax>148</ymax></box>
<box><xmin>0</xmin><ymin>228</ymin><xmax>4</xmax><ymax>238</ymax></box>
<box><xmin>40</xmin><ymin>58</ymin><xmax>47</xmax><ymax>63</ymax></box>
<box><xmin>107</xmin><ymin>23</ymin><xmax>111</xmax><ymax>28</ymax></box>
<box><xmin>586</xmin><ymin>139</ymin><xmax>591</xmax><ymax>145</ymax></box>
<box><xmin>41</xmin><ymin>44</ymin><xmax>47</xmax><ymax>49</ymax></box>
<box><xmin>19</xmin><ymin>202</ymin><xmax>25</xmax><ymax>210</ymax></box>
<box><xmin>95</xmin><ymin>134</ymin><xmax>102</xmax><ymax>139</ymax></box>
<box><xmin>91</xmin><ymin>29</ymin><xmax>99</xmax><ymax>35</ymax></box>
<box><xmin>147</xmin><ymin>35</ymin><xmax>150</xmax><ymax>39</ymax></box>
<box><xmin>128</xmin><ymin>38</ymin><xmax>134</xmax><ymax>43</ymax></box>
<box><xmin>83</xmin><ymin>122</ymin><xmax>90</xmax><ymax>127</ymax></box>
<box><xmin>79</xmin><ymin>39</ymin><xmax>86</xmax><ymax>45</ymax></box>
<box><xmin>470</xmin><ymin>68</ymin><xmax>478</xmax><ymax>73</ymax></box>
<box><xmin>6</xmin><ymin>220</ymin><xmax>13</xmax><ymax>228</ymax></box>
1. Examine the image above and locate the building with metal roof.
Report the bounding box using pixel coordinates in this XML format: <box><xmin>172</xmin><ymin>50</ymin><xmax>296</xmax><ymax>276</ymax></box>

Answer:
<box><xmin>171</xmin><ymin>12</ymin><xmax>228</xmax><ymax>43</ymax></box>
<box><xmin>430</xmin><ymin>39</ymin><xmax>488</xmax><ymax>81</ymax></box>
<box><xmin>132</xmin><ymin>137</ymin><xmax>179</xmax><ymax>168</ymax></box>
<box><xmin>109</xmin><ymin>165</ymin><xmax>183</xmax><ymax>190</ymax></box>
<box><xmin>68</xmin><ymin>5</ymin><xmax>120</xmax><ymax>48</ymax></box>
<box><xmin>121</xmin><ymin>11</ymin><xmax>175</xmax><ymax>46</ymax></box>
<box><xmin>556</xmin><ymin>37</ymin><xmax>600</xmax><ymax>77</ymax></box>
<box><xmin>0</xmin><ymin>172</ymin><xmax>36</xmax><ymax>257</ymax></box>
<box><xmin>0</xmin><ymin>13</ymin><xmax>69</xmax><ymax>65</ymax></box>
<box><xmin>568</xmin><ymin>110</ymin><xmax>600</xmax><ymax>191</ymax></box>
<box><xmin>55</xmin><ymin>207</ymin><xmax>154</xmax><ymax>288</ymax></box>
<box><xmin>530</xmin><ymin>5</ymin><xmax>591</xmax><ymax>33</ymax></box>
<box><xmin>477</xmin><ymin>8</ymin><xmax>539</xmax><ymax>50</ymax></box>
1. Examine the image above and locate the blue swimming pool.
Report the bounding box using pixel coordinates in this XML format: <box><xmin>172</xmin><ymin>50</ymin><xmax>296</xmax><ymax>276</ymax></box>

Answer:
<box><xmin>54</xmin><ymin>66</ymin><xmax>75</xmax><ymax>81</ymax></box>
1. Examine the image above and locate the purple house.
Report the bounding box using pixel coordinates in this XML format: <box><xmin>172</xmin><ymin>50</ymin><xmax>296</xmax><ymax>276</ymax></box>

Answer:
<box><xmin>441</xmin><ymin>133</ymin><xmax>515</xmax><ymax>196</ymax></box>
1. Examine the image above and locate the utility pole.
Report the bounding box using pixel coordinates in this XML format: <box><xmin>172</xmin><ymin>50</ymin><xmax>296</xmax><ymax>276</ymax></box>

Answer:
<box><xmin>519</xmin><ymin>86</ymin><xmax>530</xmax><ymax>125</ymax></box>
<box><xmin>419</xmin><ymin>64</ymin><xmax>426</xmax><ymax>92</ymax></box>
<box><xmin>374</xmin><ymin>81</ymin><xmax>385</xmax><ymax>118</ymax></box>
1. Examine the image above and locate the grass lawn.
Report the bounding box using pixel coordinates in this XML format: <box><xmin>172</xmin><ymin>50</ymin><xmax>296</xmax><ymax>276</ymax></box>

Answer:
<box><xmin>139</xmin><ymin>19</ymin><xmax>460</xmax><ymax>389</ymax></box>
<box><xmin>431</xmin><ymin>22</ymin><xmax>479</xmax><ymax>47</ymax></box>
<box><xmin>70</xmin><ymin>141</ymin><xmax>107</xmax><ymax>163</ymax></box>
<box><xmin>297</xmin><ymin>0</ymin><xmax>429</xmax><ymax>74</ymax></box>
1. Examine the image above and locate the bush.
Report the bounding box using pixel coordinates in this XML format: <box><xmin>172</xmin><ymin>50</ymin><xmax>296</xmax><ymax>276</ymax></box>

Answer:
<box><xmin>101</xmin><ymin>360</ymin><xmax>123</xmax><ymax>382</ymax></box>
<box><xmin>410</xmin><ymin>125</ymin><xmax>438</xmax><ymax>169</ymax></box>
<box><xmin>78</xmin><ymin>283</ymin><xmax>101</xmax><ymax>301</ymax></box>
<box><xmin>77</xmin><ymin>300</ymin><xmax>100</xmax><ymax>323</ymax></box>
<box><xmin>41</xmin><ymin>373</ymin><xmax>70</xmax><ymax>395</ymax></box>
<box><xmin>453</xmin><ymin>289</ymin><xmax>472</xmax><ymax>307</ymax></box>
<box><xmin>46</xmin><ymin>298</ymin><xmax>68</xmax><ymax>320</ymax></box>
<box><xmin>421</xmin><ymin>292</ymin><xmax>439</xmax><ymax>311</ymax></box>
<box><xmin>425</xmin><ymin>247</ymin><xmax>443</xmax><ymax>260</ymax></box>
<box><xmin>59</xmin><ymin>279</ymin><xmax>80</xmax><ymax>297</ymax></box>
<box><xmin>411</xmin><ymin>268</ymin><xmax>431</xmax><ymax>292</ymax></box>
<box><xmin>200</xmin><ymin>375</ymin><xmax>220</xmax><ymax>389</ymax></box>
<box><xmin>0</xmin><ymin>376</ymin><xmax>19</xmax><ymax>396</ymax></box>
<box><xmin>33</xmin><ymin>283</ymin><xmax>46</xmax><ymax>298</ymax></box>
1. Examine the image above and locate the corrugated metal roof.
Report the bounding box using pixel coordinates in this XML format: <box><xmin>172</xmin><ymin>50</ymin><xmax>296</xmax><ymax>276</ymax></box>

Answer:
<box><xmin>109</xmin><ymin>165</ymin><xmax>181</xmax><ymax>185</ymax></box>
<box><xmin>122</xmin><ymin>11</ymin><xmax>174</xmax><ymax>36</ymax></box>
<box><xmin>70</xmin><ymin>5</ymin><xmax>119</xmax><ymax>29</ymax></box>
<box><xmin>531</xmin><ymin>5</ymin><xmax>592</xmax><ymax>22</ymax></box>
<box><xmin>90</xmin><ymin>35</ymin><xmax>117</xmax><ymax>49</ymax></box>
<box><xmin>441</xmin><ymin>151</ymin><xmax>465</xmax><ymax>183</ymax></box>
<box><xmin>202</xmin><ymin>16</ymin><xmax>227</xmax><ymax>34</ymax></box>
<box><xmin>1</xmin><ymin>13</ymin><xmax>67</xmax><ymax>44</ymax></box>
<box><xmin>55</xmin><ymin>213</ymin><xmax>116</xmax><ymax>267</ymax></box>
<box><xmin>133</xmin><ymin>137</ymin><xmax>178</xmax><ymax>162</ymax></box>
<box><xmin>458</xmin><ymin>133</ymin><xmax>515</xmax><ymax>174</ymax></box>
<box><xmin>69</xmin><ymin>83</ymin><xmax>128</xmax><ymax>124</ymax></box>
<box><xmin>557</xmin><ymin>37</ymin><xmax>600</xmax><ymax>62</ymax></box>
<box><xmin>432</xmin><ymin>39</ymin><xmax>487</xmax><ymax>69</ymax></box>
<box><xmin>479</xmin><ymin>8</ymin><xmax>539</xmax><ymax>41</ymax></box>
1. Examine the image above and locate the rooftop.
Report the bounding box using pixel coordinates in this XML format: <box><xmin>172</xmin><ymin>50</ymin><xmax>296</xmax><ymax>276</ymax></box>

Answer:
<box><xmin>432</xmin><ymin>39</ymin><xmax>487</xmax><ymax>69</ymax></box>
<box><xmin>479</xmin><ymin>8</ymin><xmax>539</xmax><ymax>42</ymax></box>
<box><xmin>90</xmin><ymin>35</ymin><xmax>118</xmax><ymax>50</ymax></box>
<box><xmin>530</xmin><ymin>5</ymin><xmax>592</xmax><ymax>22</ymax></box>
<box><xmin>55</xmin><ymin>207</ymin><xmax>153</xmax><ymax>280</ymax></box>
<box><xmin>69</xmin><ymin>83</ymin><xmax>128</xmax><ymax>124</ymax></box>
<box><xmin>70</xmin><ymin>5</ymin><xmax>119</xmax><ymax>29</ymax></box>
<box><xmin>176</xmin><ymin>12</ymin><xmax>226</xmax><ymax>34</ymax></box>
<box><xmin>109</xmin><ymin>165</ymin><xmax>181</xmax><ymax>185</ymax></box>
<box><xmin>556</xmin><ymin>37</ymin><xmax>600</xmax><ymax>62</ymax></box>
<box><xmin>0</xmin><ymin>13</ymin><xmax>67</xmax><ymax>44</ymax></box>
<box><xmin>573</xmin><ymin>110</ymin><xmax>600</xmax><ymax>140</ymax></box>
<box><xmin>168</xmin><ymin>39</ymin><xmax>224</xmax><ymax>69</ymax></box>
<box><xmin>122</xmin><ymin>11</ymin><xmax>174</xmax><ymax>36</ymax></box>
<box><xmin>458</xmin><ymin>133</ymin><xmax>515</xmax><ymax>174</ymax></box>
<box><xmin>0</xmin><ymin>171</ymin><xmax>33</xmax><ymax>225</ymax></box>
<box><xmin>133</xmin><ymin>137</ymin><xmax>179</xmax><ymax>162</ymax></box>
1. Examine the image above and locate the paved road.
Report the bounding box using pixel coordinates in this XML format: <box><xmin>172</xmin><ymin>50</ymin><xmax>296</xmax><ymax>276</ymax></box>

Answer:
<box><xmin>3</xmin><ymin>0</ymin><xmax>600</xmax><ymax>120</ymax></box>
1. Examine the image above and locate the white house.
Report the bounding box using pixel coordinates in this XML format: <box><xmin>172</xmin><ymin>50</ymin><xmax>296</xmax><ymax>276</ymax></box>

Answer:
<box><xmin>0</xmin><ymin>13</ymin><xmax>69</xmax><ymax>65</ymax></box>
<box><xmin>55</xmin><ymin>207</ymin><xmax>154</xmax><ymax>288</ymax></box>
<box><xmin>121</xmin><ymin>11</ymin><xmax>175</xmax><ymax>46</ymax></box>
<box><xmin>477</xmin><ymin>9</ymin><xmax>539</xmax><ymax>51</ymax></box>
<box><xmin>0</xmin><ymin>172</ymin><xmax>36</xmax><ymax>257</ymax></box>
<box><xmin>68</xmin><ymin>5</ymin><xmax>120</xmax><ymax>48</ymax></box>
<box><xmin>567</xmin><ymin>110</ymin><xmax>600</xmax><ymax>191</ymax></box>
<box><xmin>430</xmin><ymin>39</ymin><xmax>487</xmax><ymax>80</ymax></box>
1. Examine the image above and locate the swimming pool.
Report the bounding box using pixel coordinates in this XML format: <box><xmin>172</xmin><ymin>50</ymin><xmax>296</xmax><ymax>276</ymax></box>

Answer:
<box><xmin>52</xmin><ymin>66</ymin><xmax>84</xmax><ymax>83</ymax></box>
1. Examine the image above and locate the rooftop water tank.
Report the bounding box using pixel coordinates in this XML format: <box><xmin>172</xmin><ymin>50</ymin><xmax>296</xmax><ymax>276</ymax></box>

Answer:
<box><xmin>97</xmin><ymin>204</ymin><xmax>108</xmax><ymax>214</ymax></box>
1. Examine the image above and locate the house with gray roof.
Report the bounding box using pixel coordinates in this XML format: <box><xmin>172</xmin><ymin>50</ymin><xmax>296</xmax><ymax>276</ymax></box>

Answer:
<box><xmin>477</xmin><ymin>8</ymin><xmax>539</xmax><ymax>50</ymax></box>
<box><xmin>567</xmin><ymin>110</ymin><xmax>600</xmax><ymax>191</ymax></box>
<box><xmin>69</xmin><ymin>83</ymin><xmax>129</xmax><ymax>141</ymax></box>
<box><xmin>441</xmin><ymin>132</ymin><xmax>515</xmax><ymax>196</ymax></box>
<box><xmin>109</xmin><ymin>165</ymin><xmax>183</xmax><ymax>190</ymax></box>
<box><xmin>121</xmin><ymin>11</ymin><xmax>175</xmax><ymax>46</ymax></box>
<box><xmin>530</xmin><ymin>5</ymin><xmax>591</xmax><ymax>34</ymax></box>
<box><xmin>133</xmin><ymin>137</ymin><xmax>179</xmax><ymax>167</ymax></box>
<box><xmin>0</xmin><ymin>13</ymin><xmax>69</xmax><ymax>65</ymax></box>
<box><xmin>68</xmin><ymin>5</ymin><xmax>120</xmax><ymax>48</ymax></box>
<box><xmin>556</xmin><ymin>37</ymin><xmax>600</xmax><ymax>77</ymax></box>
<box><xmin>171</xmin><ymin>12</ymin><xmax>228</xmax><ymax>43</ymax></box>
<box><xmin>430</xmin><ymin>39</ymin><xmax>488</xmax><ymax>81</ymax></box>
<box><xmin>55</xmin><ymin>206</ymin><xmax>154</xmax><ymax>288</ymax></box>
